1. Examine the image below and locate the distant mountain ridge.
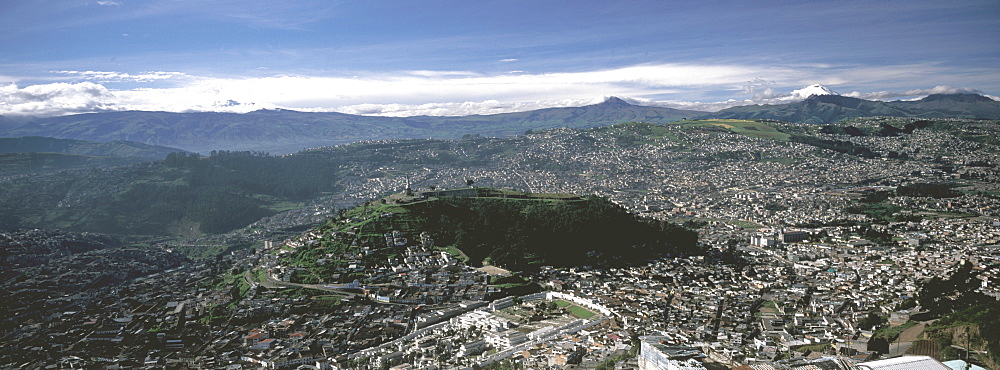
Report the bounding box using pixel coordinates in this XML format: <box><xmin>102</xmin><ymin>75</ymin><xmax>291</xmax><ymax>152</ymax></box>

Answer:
<box><xmin>703</xmin><ymin>93</ymin><xmax>1000</xmax><ymax>124</ymax></box>
<box><xmin>0</xmin><ymin>98</ymin><xmax>702</xmax><ymax>154</ymax></box>
<box><xmin>1</xmin><ymin>93</ymin><xmax>997</xmax><ymax>153</ymax></box>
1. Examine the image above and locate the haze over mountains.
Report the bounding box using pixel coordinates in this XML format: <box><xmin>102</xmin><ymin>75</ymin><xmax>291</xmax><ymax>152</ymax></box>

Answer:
<box><xmin>1</xmin><ymin>89</ymin><xmax>998</xmax><ymax>154</ymax></box>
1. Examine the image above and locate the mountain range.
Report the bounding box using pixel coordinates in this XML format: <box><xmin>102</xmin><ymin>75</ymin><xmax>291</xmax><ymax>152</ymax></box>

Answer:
<box><xmin>709</xmin><ymin>93</ymin><xmax>1000</xmax><ymax>124</ymax></box>
<box><xmin>1</xmin><ymin>92</ymin><xmax>997</xmax><ymax>154</ymax></box>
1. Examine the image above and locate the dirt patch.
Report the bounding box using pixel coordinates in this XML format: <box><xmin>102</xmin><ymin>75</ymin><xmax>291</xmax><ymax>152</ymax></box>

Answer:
<box><xmin>898</xmin><ymin>322</ymin><xmax>926</xmax><ymax>342</ymax></box>
<box><xmin>477</xmin><ymin>265</ymin><xmax>511</xmax><ymax>276</ymax></box>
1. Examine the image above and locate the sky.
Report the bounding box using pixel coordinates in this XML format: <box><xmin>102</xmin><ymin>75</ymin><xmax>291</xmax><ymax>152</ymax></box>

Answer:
<box><xmin>0</xmin><ymin>0</ymin><xmax>998</xmax><ymax>117</ymax></box>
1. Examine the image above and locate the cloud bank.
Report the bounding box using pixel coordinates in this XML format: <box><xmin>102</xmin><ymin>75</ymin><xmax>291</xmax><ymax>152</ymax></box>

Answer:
<box><xmin>0</xmin><ymin>82</ymin><xmax>118</xmax><ymax>115</ymax></box>
<box><xmin>0</xmin><ymin>64</ymin><xmax>994</xmax><ymax>117</ymax></box>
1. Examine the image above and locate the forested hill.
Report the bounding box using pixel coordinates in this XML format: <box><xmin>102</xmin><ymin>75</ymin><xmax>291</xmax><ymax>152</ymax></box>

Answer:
<box><xmin>305</xmin><ymin>188</ymin><xmax>701</xmax><ymax>271</ymax></box>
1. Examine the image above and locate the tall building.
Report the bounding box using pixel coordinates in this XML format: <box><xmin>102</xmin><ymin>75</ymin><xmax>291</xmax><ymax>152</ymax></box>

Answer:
<box><xmin>638</xmin><ymin>336</ymin><xmax>707</xmax><ymax>370</ymax></box>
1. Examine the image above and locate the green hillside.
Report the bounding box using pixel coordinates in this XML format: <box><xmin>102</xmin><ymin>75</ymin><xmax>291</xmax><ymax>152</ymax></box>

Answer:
<box><xmin>289</xmin><ymin>188</ymin><xmax>700</xmax><ymax>274</ymax></box>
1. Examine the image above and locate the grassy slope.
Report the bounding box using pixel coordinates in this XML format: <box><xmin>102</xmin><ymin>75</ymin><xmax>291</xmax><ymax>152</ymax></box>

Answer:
<box><xmin>676</xmin><ymin>119</ymin><xmax>792</xmax><ymax>141</ymax></box>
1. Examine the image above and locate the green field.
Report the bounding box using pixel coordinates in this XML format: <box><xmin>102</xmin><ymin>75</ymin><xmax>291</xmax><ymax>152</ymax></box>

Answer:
<box><xmin>567</xmin><ymin>305</ymin><xmax>597</xmax><ymax>319</ymax></box>
<box><xmin>554</xmin><ymin>299</ymin><xmax>571</xmax><ymax>308</ymax></box>
<box><xmin>674</xmin><ymin>119</ymin><xmax>791</xmax><ymax>141</ymax></box>
<box><xmin>436</xmin><ymin>244</ymin><xmax>470</xmax><ymax>263</ymax></box>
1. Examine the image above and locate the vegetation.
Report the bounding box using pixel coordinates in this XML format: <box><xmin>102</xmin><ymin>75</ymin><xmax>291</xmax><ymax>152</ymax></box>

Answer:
<box><xmin>491</xmin><ymin>274</ymin><xmax>533</xmax><ymax>290</ymax></box>
<box><xmin>872</xmin><ymin>321</ymin><xmax>918</xmax><ymax>341</ymax></box>
<box><xmin>845</xmin><ymin>201</ymin><xmax>905</xmax><ymax>223</ymax></box>
<box><xmin>566</xmin><ymin>305</ymin><xmax>597</xmax><ymax>319</ymax></box>
<box><xmin>789</xmin><ymin>134</ymin><xmax>879</xmax><ymax>158</ymax></box>
<box><xmin>0</xmin><ymin>152</ymin><xmax>146</xmax><ymax>176</ymax></box>
<box><xmin>792</xmin><ymin>343</ymin><xmax>833</xmax><ymax>354</ymax></box>
<box><xmin>923</xmin><ymin>303</ymin><xmax>1000</xmax><ymax>365</ymax></box>
<box><xmin>595</xmin><ymin>336</ymin><xmax>641</xmax><ymax>370</ymax></box>
<box><xmin>907</xmin><ymin>262</ymin><xmax>1000</xmax><ymax>366</ymax></box>
<box><xmin>284</xmin><ymin>188</ymin><xmax>700</xmax><ymax>278</ymax></box>
<box><xmin>0</xmin><ymin>136</ymin><xmax>184</xmax><ymax>160</ymax></box>
<box><xmin>896</xmin><ymin>182</ymin><xmax>962</xmax><ymax>198</ymax></box>
<box><xmin>403</xmin><ymin>191</ymin><xmax>701</xmax><ymax>270</ymax></box>
<box><xmin>0</xmin><ymin>149</ymin><xmax>347</xmax><ymax>235</ymax></box>
<box><xmin>918</xmin><ymin>261</ymin><xmax>995</xmax><ymax>314</ymax></box>
<box><xmin>675</xmin><ymin>119</ymin><xmax>791</xmax><ymax>141</ymax></box>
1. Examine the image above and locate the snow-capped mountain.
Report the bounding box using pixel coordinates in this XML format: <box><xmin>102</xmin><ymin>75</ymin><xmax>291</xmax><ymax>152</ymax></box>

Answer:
<box><xmin>790</xmin><ymin>84</ymin><xmax>838</xmax><ymax>99</ymax></box>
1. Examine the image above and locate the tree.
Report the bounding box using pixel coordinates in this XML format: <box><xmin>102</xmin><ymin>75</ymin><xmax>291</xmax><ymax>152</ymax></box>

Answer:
<box><xmin>466</xmin><ymin>178</ymin><xmax>475</xmax><ymax>187</ymax></box>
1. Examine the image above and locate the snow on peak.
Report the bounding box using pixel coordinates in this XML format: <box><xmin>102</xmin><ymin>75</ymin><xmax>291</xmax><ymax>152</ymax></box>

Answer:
<box><xmin>791</xmin><ymin>84</ymin><xmax>838</xmax><ymax>99</ymax></box>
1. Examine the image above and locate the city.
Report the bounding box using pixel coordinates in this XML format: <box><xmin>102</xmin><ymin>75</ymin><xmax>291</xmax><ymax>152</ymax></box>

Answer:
<box><xmin>3</xmin><ymin>117</ymin><xmax>998</xmax><ymax>369</ymax></box>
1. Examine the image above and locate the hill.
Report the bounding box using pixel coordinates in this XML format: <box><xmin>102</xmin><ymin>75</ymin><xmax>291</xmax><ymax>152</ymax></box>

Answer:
<box><xmin>892</xmin><ymin>93</ymin><xmax>1000</xmax><ymax>119</ymax></box>
<box><xmin>0</xmin><ymin>137</ymin><xmax>187</xmax><ymax>176</ymax></box>
<box><xmin>293</xmin><ymin>188</ymin><xmax>700</xmax><ymax>272</ymax></box>
<box><xmin>702</xmin><ymin>93</ymin><xmax>1000</xmax><ymax>124</ymax></box>
<box><xmin>0</xmin><ymin>136</ymin><xmax>186</xmax><ymax>160</ymax></box>
<box><xmin>0</xmin><ymin>98</ymin><xmax>703</xmax><ymax>154</ymax></box>
<box><xmin>0</xmin><ymin>152</ymin><xmax>147</xmax><ymax>177</ymax></box>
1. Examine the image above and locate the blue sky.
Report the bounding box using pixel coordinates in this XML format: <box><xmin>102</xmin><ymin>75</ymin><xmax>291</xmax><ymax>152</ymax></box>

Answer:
<box><xmin>1</xmin><ymin>0</ymin><xmax>998</xmax><ymax>116</ymax></box>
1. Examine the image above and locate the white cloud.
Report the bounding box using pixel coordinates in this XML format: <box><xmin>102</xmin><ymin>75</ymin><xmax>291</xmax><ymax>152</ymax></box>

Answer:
<box><xmin>738</xmin><ymin>78</ymin><xmax>779</xmax><ymax>100</ymax></box>
<box><xmin>3</xmin><ymin>63</ymin><xmax>994</xmax><ymax>117</ymax></box>
<box><xmin>98</xmin><ymin>64</ymin><xmax>764</xmax><ymax>114</ymax></box>
<box><xmin>634</xmin><ymin>98</ymin><xmax>751</xmax><ymax>113</ymax></box>
<box><xmin>499</xmin><ymin>59</ymin><xmax>519</xmax><ymax>63</ymax></box>
<box><xmin>53</xmin><ymin>70</ymin><xmax>188</xmax><ymax>82</ymax></box>
<box><xmin>844</xmin><ymin>85</ymin><xmax>983</xmax><ymax>101</ymax></box>
<box><xmin>406</xmin><ymin>70</ymin><xmax>481</xmax><ymax>78</ymax></box>
<box><xmin>334</xmin><ymin>98</ymin><xmax>605</xmax><ymax>117</ymax></box>
<box><xmin>96</xmin><ymin>0</ymin><xmax>121</xmax><ymax>6</ymax></box>
<box><xmin>0</xmin><ymin>82</ymin><xmax>118</xmax><ymax>115</ymax></box>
